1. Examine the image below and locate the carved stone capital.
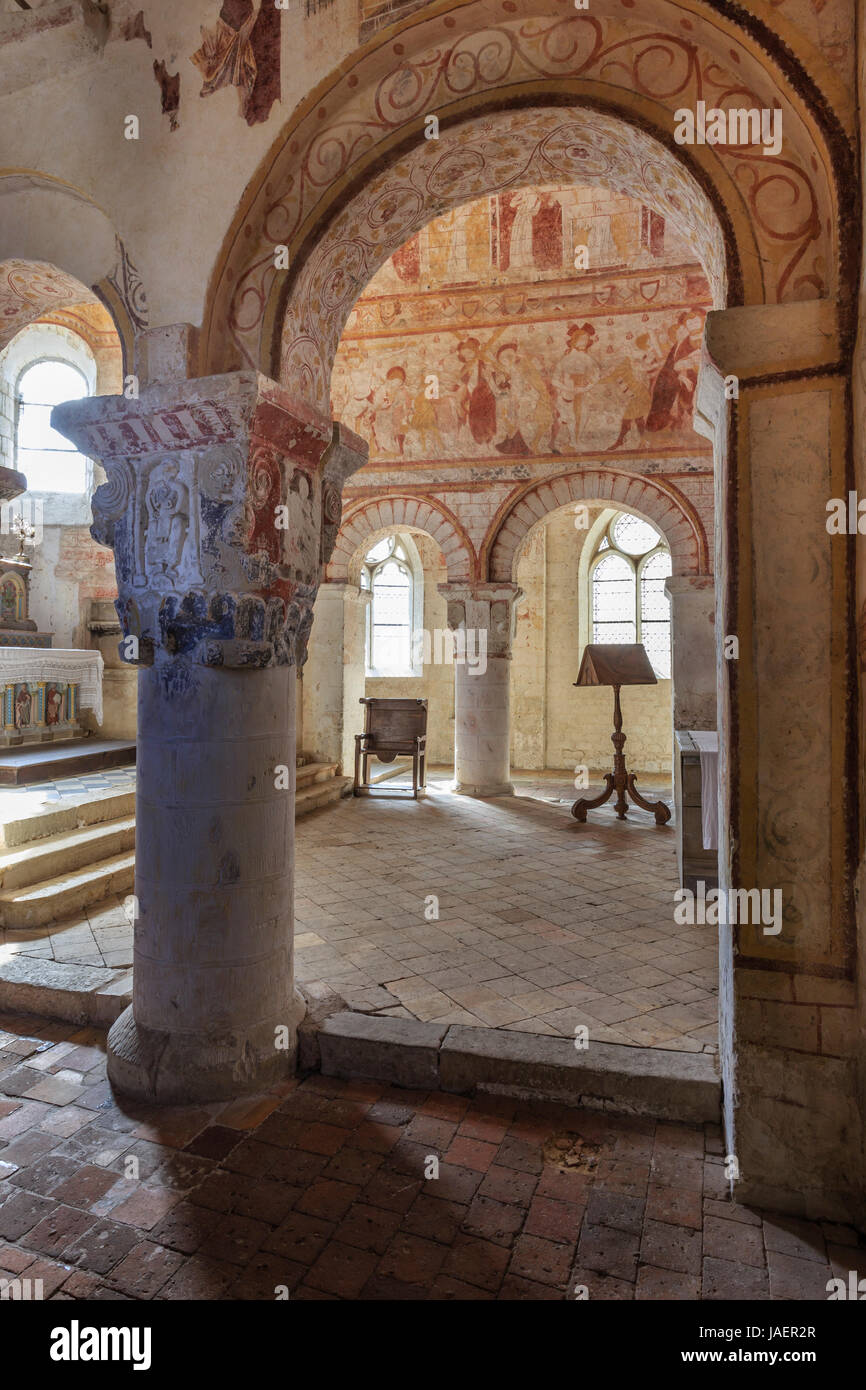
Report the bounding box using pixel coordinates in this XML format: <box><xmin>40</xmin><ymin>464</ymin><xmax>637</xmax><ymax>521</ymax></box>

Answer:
<box><xmin>438</xmin><ymin>582</ymin><xmax>523</xmax><ymax>660</ymax></box>
<box><xmin>52</xmin><ymin>373</ymin><xmax>367</xmax><ymax>670</ymax></box>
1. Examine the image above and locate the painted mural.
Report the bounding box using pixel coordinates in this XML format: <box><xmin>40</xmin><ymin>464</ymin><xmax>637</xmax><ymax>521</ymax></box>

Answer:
<box><xmin>191</xmin><ymin>0</ymin><xmax>281</xmax><ymax>127</ymax></box>
<box><xmin>212</xmin><ymin>2</ymin><xmax>841</xmax><ymax>383</ymax></box>
<box><xmin>331</xmin><ymin>184</ymin><xmax>712</xmax><ymax>466</ymax></box>
<box><xmin>0</xmin><ymin>261</ymin><xmax>94</xmax><ymax>351</ymax></box>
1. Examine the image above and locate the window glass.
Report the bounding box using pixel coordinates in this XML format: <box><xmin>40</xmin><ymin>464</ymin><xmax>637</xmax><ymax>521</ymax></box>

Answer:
<box><xmin>640</xmin><ymin>550</ymin><xmax>673</xmax><ymax>678</ymax></box>
<box><xmin>365</xmin><ymin>540</ymin><xmax>415</xmax><ymax>674</ymax></box>
<box><xmin>612</xmin><ymin>513</ymin><xmax>660</xmax><ymax>556</ymax></box>
<box><xmin>592</xmin><ymin>553</ymin><xmax>636</xmax><ymax>644</ymax></box>
<box><xmin>17</xmin><ymin>360</ymin><xmax>89</xmax><ymax>493</ymax></box>
<box><xmin>589</xmin><ymin>513</ymin><xmax>671</xmax><ymax>675</ymax></box>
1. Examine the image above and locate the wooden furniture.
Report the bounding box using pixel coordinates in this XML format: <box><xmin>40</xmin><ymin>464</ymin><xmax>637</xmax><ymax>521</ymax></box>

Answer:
<box><xmin>353</xmin><ymin>696</ymin><xmax>428</xmax><ymax>799</ymax></box>
<box><xmin>674</xmin><ymin>729</ymin><xmax>719</xmax><ymax>893</ymax></box>
<box><xmin>571</xmin><ymin>643</ymin><xmax>671</xmax><ymax>826</ymax></box>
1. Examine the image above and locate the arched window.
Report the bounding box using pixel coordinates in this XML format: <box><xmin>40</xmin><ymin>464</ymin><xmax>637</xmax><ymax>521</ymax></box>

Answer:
<box><xmin>363</xmin><ymin>534</ymin><xmax>422</xmax><ymax>676</ymax></box>
<box><xmin>590</xmin><ymin>511</ymin><xmax>672</xmax><ymax>676</ymax></box>
<box><xmin>16</xmin><ymin>359</ymin><xmax>90</xmax><ymax>493</ymax></box>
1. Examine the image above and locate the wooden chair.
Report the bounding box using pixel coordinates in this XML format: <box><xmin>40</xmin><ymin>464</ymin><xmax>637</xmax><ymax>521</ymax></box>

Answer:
<box><xmin>354</xmin><ymin>697</ymin><xmax>428</xmax><ymax>799</ymax></box>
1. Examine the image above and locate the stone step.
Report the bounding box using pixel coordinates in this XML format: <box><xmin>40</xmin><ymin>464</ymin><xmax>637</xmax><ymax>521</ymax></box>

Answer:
<box><xmin>0</xmin><ymin>785</ymin><xmax>136</xmax><ymax>849</ymax></box>
<box><xmin>295</xmin><ymin>760</ymin><xmax>340</xmax><ymax>790</ymax></box>
<box><xmin>0</xmin><ymin>953</ymin><xmax>131</xmax><ymax>1028</ymax></box>
<box><xmin>312</xmin><ymin>1013</ymin><xmax>721</xmax><ymax>1125</ymax></box>
<box><xmin>0</xmin><ymin>737</ymin><xmax>136</xmax><ymax>787</ymax></box>
<box><xmin>0</xmin><ymin>771</ymin><xmax>346</xmax><ymax>927</ymax></box>
<box><xmin>295</xmin><ymin>775</ymin><xmax>352</xmax><ymax>818</ymax></box>
<box><xmin>0</xmin><ymin>816</ymin><xmax>135</xmax><ymax>891</ymax></box>
<box><xmin>0</xmin><ymin>850</ymin><xmax>135</xmax><ymax>929</ymax></box>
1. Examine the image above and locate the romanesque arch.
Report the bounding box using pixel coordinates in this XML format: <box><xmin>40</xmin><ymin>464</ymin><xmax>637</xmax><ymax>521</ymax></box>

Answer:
<box><xmin>327</xmin><ymin>492</ymin><xmax>474</xmax><ymax>581</ymax></box>
<box><xmin>200</xmin><ymin>0</ymin><xmax>850</xmax><ymax>395</ymax></box>
<box><xmin>486</xmin><ymin>469</ymin><xmax>709</xmax><ymax>581</ymax></box>
<box><xmin>0</xmin><ymin>174</ymin><xmax>147</xmax><ymax>367</ymax></box>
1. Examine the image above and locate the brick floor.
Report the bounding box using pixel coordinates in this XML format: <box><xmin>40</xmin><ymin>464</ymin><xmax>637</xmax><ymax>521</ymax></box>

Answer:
<box><xmin>1</xmin><ymin>1011</ymin><xmax>859</xmax><ymax>1302</ymax></box>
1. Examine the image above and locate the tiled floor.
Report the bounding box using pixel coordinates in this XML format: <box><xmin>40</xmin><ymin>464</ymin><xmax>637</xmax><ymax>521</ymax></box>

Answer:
<box><xmin>0</xmin><ymin>765</ymin><xmax>135</xmax><ymax>816</ymax></box>
<box><xmin>295</xmin><ymin>770</ymin><xmax>718</xmax><ymax>1053</ymax></box>
<box><xmin>0</xmin><ymin>895</ymin><xmax>134</xmax><ymax>970</ymax></box>
<box><xmin>0</xmin><ymin>1012</ymin><xmax>857</xmax><ymax>1301</ymax></box>
<box><xmin>0</xmin><ymin>769</ymin><xmax>718</xmax><ymax>1053</ymax></box>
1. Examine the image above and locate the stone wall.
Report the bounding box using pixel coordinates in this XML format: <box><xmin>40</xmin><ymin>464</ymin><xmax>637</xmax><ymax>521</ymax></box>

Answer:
<box><xmin>513</xmin><ymin>505</ymin><xmax>674</xmax><ymax>775</ymax></box>
<box><xmin>364</xmin><ymin>534</ymin><xmax>454</xmax><ymax>765</ymax></box>
<box><xmin>350</xmin><ymin>513</ymin><xmax>679</xmax><ymax>776</ymax></box>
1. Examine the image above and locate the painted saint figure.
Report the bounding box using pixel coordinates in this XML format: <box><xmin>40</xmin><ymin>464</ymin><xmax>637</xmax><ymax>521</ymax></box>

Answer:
<box><xmin>455</xmin><ymin>337</ymin><xmax>497</xmax><ymax>445</ymax></box>
<box><xmin>645</xmin><ymin>310</ymin><xmax>703</xmax><ymax>433</ymax></box>
<box><xmin>46</xmin><ymin>684</ymin><xmax>64</xmax><ymax>726</ymax></box>
<box><xmin>15</xmin><ymin>684</ymin><xmax>32</xmax><ymax>730</ymax></box>
<box><xmin>552</xmin><ymin>322</ymin><xmax>601</xmax><ymax>453</ymax></box>
<box><xmin>507</xmin><ymin>191</ymin><xmax>542</xmax><ymax>272</ymax></box>
<box><xmin>492</xmin><ymin>343</ymin><xmax>555</xmax><ymax>457</ymax></box>
<box><xmin>369</xmin><ymin>365</ymin><xmax>413</xmax><ymax>457</ymax></box>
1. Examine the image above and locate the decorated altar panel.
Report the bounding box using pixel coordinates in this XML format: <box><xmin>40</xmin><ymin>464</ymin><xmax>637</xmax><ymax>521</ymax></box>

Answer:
<box><xmin>0</xmin><ymin>648</ymin><xmax>103</xmax><ymax>742</ymax></box>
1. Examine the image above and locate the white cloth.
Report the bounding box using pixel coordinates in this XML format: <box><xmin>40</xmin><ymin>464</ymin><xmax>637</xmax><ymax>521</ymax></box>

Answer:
<box><xmin>0</xmin><ymin>648</ymin><xmax>104</xmax><ymax>725</ymax></box>
<box><xmin>691</xmin><ymin>730</ymin><xmax>718</xmax><ymax>851</ymax></box>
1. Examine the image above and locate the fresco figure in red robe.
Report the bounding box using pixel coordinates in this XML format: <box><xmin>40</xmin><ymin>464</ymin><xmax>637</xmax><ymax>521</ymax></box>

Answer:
<box><xmin>645</xmin><ymin>309</ymin><xmax>703</xmax><ymax>433</ymax></box>
<box><xmin>456</xmin><ymin>335</ymin><xmax>505</xmax><ymax>445</ymax></box>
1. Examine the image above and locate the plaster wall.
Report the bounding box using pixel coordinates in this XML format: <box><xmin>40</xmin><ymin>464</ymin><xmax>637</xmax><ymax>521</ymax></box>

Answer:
<box><xmin>0</xmin><ymin>0</ymin><xmax>361</xmax><ymax>331</ymax></box>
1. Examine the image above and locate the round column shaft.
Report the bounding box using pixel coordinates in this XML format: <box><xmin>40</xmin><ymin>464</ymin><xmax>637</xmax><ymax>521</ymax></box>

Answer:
<box><xmin>439</xmin><ymin>582</ymin><xmax>522</xmax><ymax>798</ymax></box>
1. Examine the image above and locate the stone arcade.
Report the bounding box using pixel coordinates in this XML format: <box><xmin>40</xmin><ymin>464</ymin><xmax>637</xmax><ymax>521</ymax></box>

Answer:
<box><xmin>0</xmin><ymin>0</ymin><xmax>863</xmax><ymax>1308</ymax></box>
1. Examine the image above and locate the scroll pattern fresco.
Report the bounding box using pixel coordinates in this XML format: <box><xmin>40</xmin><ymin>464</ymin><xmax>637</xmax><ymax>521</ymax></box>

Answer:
<box><xmin>211</xmin><ymin>4</ymin><xmax>836</xmax><ymax>382</ymax></box>
<box><xmin>281</xmin><ymin>108</ymin><xmax>725</xmax><ymax>410</ymax></box>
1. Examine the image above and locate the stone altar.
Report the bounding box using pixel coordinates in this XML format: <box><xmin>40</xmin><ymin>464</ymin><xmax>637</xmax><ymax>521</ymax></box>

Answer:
<box><xmin>0</xmin><ymin>468</ymin><xmax>102</xmax><ymax>744</ymax></box>
<box><xmin>0</xmin><ymin>470</ymin><xmax>104</xmax><ymax>745</ymax></box>
<box><xmin>0</xmin><ymin>647</ymin><xmax>103</xmax><ymax>745</ymax></box>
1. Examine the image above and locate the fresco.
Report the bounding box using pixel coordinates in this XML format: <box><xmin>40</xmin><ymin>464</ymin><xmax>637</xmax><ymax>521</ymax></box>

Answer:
<box><xmin>331</xmin><ymin>185</ymin><xmax>712</xmax><ymax>465</ymax></box>
<box><xmin>0</xmin><ymin>261</ymin><xmax>93</xmax><ymax>351</ymax></box>
<box><xmin>209</xmin><ymin>3</ymin><xmax>842</xmax><ymax>380</ymax></box>
<box><xmin>359</xmin><ymin>0</ymin><xmax>428</xmax><ymax>42</ymax></box>
<box><xmin>367</xmin><ymin>188</ymin><xmax>695</xmax><ymax>295</ymax></box>
<box><xmin>191</xmin><ymin>0</ymin><xmax>281</xmax><ymax>127</ymax></box>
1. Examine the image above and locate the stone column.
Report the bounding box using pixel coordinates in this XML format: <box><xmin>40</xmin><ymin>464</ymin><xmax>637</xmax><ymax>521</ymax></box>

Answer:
<box><xmin>439</xmin><ymin>582</ymin><xmax>521</xmax><ymax>797</ymax></box>
<box><xmin>303</xmin><ymin>580</ymin><xmax>370</xmax><ymax>773</ymax></box>
<box><xmin>699</xmin><ymin>301</ymin><xmax>861</xmax><ymax>1224</ymax></box>
<box><xmin>665</xmin><ymin>574</ymin><xmax>716</xmax><ymax>730</ymax></box>
<box><xmin>53</xmin><ymin>373</ymin><xmax>366</xmax><ymax>1103</ymax></box>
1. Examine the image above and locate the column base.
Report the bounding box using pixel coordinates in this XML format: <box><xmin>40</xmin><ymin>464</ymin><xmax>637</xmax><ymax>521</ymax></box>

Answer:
<box><xmin>106</xmin><ymin>999</ymin><xmax>305</xmax><ymax>1105</ymax></box>
<box><xmin>453</xmin><ymin>781</ymin><xmax>515</xmax><ymax>798</ymax></box>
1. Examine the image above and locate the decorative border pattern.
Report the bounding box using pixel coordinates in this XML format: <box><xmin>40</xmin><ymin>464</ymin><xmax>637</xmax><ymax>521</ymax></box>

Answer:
<box><xmin>201</xmin><ymin>0</ymin><xmax>845</xmax><ymax>384</ymax></box>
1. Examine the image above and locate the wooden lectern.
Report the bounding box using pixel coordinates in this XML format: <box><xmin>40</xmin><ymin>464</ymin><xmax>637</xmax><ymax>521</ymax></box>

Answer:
<box><xmin>571</xmin><ymin>643</ymin><xmax>671</xmax><ymax>826</ymax></box>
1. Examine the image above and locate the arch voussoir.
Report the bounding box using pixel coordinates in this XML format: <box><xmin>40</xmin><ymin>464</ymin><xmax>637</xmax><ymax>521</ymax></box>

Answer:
<box><xmin>327</xmin><ymin>494</ymin><xmax>475</xmax><ymax>583</ymax></box>
<box><xmin>487</xmin><ymin>470</ymin><xmax>709</xmax><ymax>581</ymax></box>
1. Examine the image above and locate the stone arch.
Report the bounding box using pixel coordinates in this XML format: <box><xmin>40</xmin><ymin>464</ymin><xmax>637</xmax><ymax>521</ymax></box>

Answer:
<box><xmin>0</xmin><ymin>174</ymin><xmax>147</xmax><ymax>368</ymax></box>
<box><xmin>200</xmin><ymin>0</ymin><xmax>850</xmax><ymax>392</ymax></box>
<box><xmin>486</xmin><ymin>470</ymin><xmax>708</xmax><ymax>581</ymax></box>
<box><xmin>327</xmin><ymin>494</ymin><xmax>474</xmax><ymax>583</ymax></box>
